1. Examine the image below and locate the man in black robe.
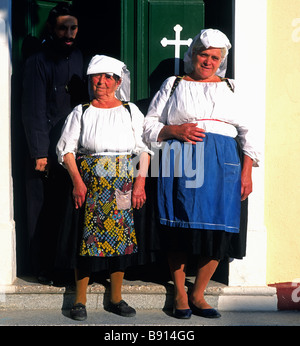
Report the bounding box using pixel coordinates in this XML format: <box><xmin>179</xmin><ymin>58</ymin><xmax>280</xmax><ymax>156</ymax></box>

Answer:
<box><xmin>22</xmin><ymin>2</ymin><xmax>86</xmax><ymax>284</ymax></box>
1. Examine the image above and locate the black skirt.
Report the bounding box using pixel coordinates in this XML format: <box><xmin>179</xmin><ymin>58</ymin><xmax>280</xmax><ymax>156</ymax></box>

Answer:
<box><xmin>159</xmin><ymin>198</ymin><xmax>248</xmax><ymax>260</ymax></box>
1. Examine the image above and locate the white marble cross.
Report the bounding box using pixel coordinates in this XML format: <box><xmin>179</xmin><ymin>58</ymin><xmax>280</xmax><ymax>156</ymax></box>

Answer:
<box><xmin>160</xmin><ymin>24</ymin><xmax>193</xmax><ymax>75</ymax></box>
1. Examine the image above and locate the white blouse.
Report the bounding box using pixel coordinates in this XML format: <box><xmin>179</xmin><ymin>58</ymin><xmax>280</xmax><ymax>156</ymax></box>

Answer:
<box><xmin>143</xmin><ymin>77</ymin><xmax>259</xmax><ymax>166</ymax></box>
<box><xmin>57</xmin><ymin>102</ymin><xmax>151</xmax><ymax>164</ymax></box>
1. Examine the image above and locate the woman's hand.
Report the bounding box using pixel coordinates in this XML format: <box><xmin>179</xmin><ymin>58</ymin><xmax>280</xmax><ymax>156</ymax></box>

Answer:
<box><xmin>241</xmin><ymin>155</ymin><xmax>253</xmax><ymax>201</ymax></box>
<box><xmin>73</xmin><ymin>178</ymin><xmax>87</xmax><ymax>209</ymax></box>
<box><xmin>132</xmin><ymin>152</ymin><xmax>150</xmax><ymax>209</ymax></box>
<box><xmin>158</xmin><ymin>123</ymin><xmax>205</xmax><ymax>144</ymax></box>
<box><xmin>63</xmin><ymin>153</ymin><xmax>87</xmax><ymax>209</ymax></box>
<box><xmin>132</xmin><ymin>177</ymin><xmax>146</xmax><ymax>210</ymax></box>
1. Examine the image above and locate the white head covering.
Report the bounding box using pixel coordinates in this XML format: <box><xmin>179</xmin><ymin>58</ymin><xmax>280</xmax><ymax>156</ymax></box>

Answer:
<box><xmin>87</xmin><ymin>55</ymin><xmax>130</xmax><ymax>101</ymax></box>
<box><xmin>183</xmin><ymin>28</ymin><xmax>232</xmax><ymax>78</ymax></box>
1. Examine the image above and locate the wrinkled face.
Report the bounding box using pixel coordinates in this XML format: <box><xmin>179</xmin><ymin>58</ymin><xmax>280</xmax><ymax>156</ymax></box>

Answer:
<box><xmin>191</xmin><ymin>47</ymin><xmax>222</xmax><ymax>80</ymax></box>
<box><xmin>91</xmin><ymin>73</ymin><xmax>121</xmax><ymax>99</ymax></box>
<box><xmin>52</xmin><ymin>15</ymin><xmax>78</xmax><ymax>49</ymax></box>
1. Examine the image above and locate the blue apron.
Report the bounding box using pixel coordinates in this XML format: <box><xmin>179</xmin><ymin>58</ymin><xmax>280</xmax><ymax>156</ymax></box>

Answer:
<box><xmin>157</xmin><ymin>133</ymin><xmax>241</xmax><ymax>233</ymax></box>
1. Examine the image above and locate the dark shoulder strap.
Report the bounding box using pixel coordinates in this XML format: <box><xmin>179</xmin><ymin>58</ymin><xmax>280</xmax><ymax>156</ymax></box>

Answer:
<box><xmin>122</xmin><ymin>101</ymin><xmax>132</xmax><ymax>119</ymax></box>
<box><xmin>82</xmin><ymin>102</ymin><xmax>90</xmax><ymax>114</ymax></box>
<box><xmin>169</xmin><ymin>76</ymin><xmax>234</xmax><ymax>97</ymax></box>
<box><xmin>80</xmin><ymin>102</ymin><xmax>90</xmax><ymax>127</ymax></box>
<box><xmin>220</xmin><ymin>77</ymin><xmax>234</xmax><ymax>93</ymax></box>
<box><xmin>81</xmin><ymin>102</ymin><xmax>132</xmax><ymax>118</ymax></box>
<box><xmin>169</xmin><ymin>75</ymin><xmax>184</xmax><ymax>99</ymax></box>
<box><xmin>80</xmin><ymin>101</ymin><xmax>132</xmax><ymax>124</ymax></box>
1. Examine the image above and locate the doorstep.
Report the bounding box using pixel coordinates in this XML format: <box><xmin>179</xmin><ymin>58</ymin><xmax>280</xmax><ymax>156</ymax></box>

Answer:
<box><xmin>0</xmin><ymin>276</ymin><xmax>278</xmax><ymax>312</ymax></box>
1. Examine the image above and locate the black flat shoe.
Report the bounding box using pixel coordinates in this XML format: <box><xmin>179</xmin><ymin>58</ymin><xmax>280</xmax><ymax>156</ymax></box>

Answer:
<box><xmin>173</xmin><ymin>307</ymin><xmax>192</xmax><ymax>319</ymax></box>
<box><xmin>108</xmin><ymin>300</ymin><xmax>136</xmax><ymax>317</ymax></box>
<box><xmin>70</xmin><ymin>303</ymin><xmax>87</xmax><ymax>321</ymax></box>
<box><xmin>189</xmin><ymin>301</ymin><xmax>221</xmax><ymax>318</ymax></box>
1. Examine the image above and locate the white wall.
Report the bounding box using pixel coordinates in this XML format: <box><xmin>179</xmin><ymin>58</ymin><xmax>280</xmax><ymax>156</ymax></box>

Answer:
<box><xmin>0</xmin><ymin>0</ymin><xmax>16</xmax><ymax>286</ymax></box>
<box><xmin>229</xmin><ymin>0</ymin><xmax>267</xmax><ymax>286</ymax></box>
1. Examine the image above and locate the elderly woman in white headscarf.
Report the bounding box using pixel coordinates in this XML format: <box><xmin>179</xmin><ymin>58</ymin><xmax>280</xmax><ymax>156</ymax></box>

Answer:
<box><xmin>143</xmin><ymin>29</ymin><xmax>259</xmax><ymax>319</ymax></box>
<box><xmin>57</xmin><ymin>55</ymin><xmax>151</xmax><ymax>321</ymax></box>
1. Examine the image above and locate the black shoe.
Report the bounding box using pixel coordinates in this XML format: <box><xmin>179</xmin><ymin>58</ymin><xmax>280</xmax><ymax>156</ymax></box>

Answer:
<box><xmin>173</xmin><ymin>307</ymin><xmax>192</xmax><ymax>319</ymax></box>
<box><xmin>70</xmin><ymin>303</ymin><xmax>87</xmax><ymax>321</ymax></box>
<box><xmin>108</xmin><ymin>300</ymin><xmax>136</xmax><ymax>317</ymax></box>
<box><xmin>189</xmin><ymin>301</ymin><xmax>221</xmax><ymax>318</ymax></box>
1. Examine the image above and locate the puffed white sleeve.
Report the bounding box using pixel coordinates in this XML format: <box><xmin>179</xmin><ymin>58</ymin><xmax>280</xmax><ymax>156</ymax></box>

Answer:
<box><xmin>236</xmin><ymin>123</ymin><xmax>260</xmax><ymax>167</ymax></box>
<box><xmin>143</xmin><ymin>77</ymin><xmax>176</xmax><ymax>145</ymax></box>
<box><xmin>56</xmin><ymin>104</ymin><xmax>83</xmax><ymax>164</ymax></box>
<box><xmin>129</xmin><ymin>102</ymin><xmax>154</xmax><ymax>156</ymax></box>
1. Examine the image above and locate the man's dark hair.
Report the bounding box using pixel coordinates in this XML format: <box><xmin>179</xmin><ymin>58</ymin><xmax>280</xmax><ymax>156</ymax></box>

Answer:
<box><xmin>47</xmin><ymin>2</ymin><xmax>78</xmax><ymax>27</ymax></box>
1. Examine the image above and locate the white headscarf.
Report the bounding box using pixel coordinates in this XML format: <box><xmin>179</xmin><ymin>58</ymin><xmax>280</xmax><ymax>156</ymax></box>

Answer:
<box><xmin>87</xmin><ymin>55</ymin><xmax>131</xmax><ymax>101</ymax></box>
<box><xmin>183</xmin><ymin>28</ymin><xmax>232</xmax><ymax>78</ymax></box>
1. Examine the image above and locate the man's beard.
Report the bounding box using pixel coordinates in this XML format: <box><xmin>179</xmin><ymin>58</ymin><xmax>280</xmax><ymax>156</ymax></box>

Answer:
<box><xmin>54</xmin><ymin>36</ymin><xmax>76</xmax><ymax>53</ymax></box>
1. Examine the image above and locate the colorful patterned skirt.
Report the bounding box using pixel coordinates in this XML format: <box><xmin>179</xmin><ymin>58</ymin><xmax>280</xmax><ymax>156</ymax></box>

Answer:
<box><xmin>76</xmin><ymin>154</ymin><xmax>138</xmax><ymax>258</ymax></box>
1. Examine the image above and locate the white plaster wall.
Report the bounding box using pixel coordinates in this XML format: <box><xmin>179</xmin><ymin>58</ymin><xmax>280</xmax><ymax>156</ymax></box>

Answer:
<box><xmin>0</xmin><ymin>0</ymin><xmax>16</xmax><ymax>286</ymax></box>
<box><xmin>229</xmin><ymin>0</ymin><xmax>267</xmax><ymax>286</ymax></box>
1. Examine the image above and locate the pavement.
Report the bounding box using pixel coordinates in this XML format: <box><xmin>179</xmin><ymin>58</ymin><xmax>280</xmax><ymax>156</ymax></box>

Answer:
<box><xmin>0</xmin><ymin>307</ymin><xmax>300</xmax><ymax>327</ymax></box>
<box><xmin>0</xmin><ymin>308</ymin><xmax>300</xmax><ymax>345</ymax></box>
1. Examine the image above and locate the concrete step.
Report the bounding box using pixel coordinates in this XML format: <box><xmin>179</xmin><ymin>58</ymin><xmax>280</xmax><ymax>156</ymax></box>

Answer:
<box><xmin>0</xmin><ymin>276</ymin><xmax>278</xmax><ymax>312</ymax></box>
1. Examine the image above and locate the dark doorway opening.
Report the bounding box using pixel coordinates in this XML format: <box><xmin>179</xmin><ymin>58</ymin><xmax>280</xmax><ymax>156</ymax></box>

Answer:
<box><xmin>204</xmin><ymin>0</ymin><xmax>234</xmax><ymax>79</ymax></box>
<box><xmin>72</xmin><ymin>0</ymin><xmax>121</xmax><ymax>69</ymax></box>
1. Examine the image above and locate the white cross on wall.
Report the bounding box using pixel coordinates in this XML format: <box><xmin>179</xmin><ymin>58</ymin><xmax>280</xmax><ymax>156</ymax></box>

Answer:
<box><xmin>160</xmin><ymin>24</ymin><xmax>193</xmax><ymax>75</ymax></box>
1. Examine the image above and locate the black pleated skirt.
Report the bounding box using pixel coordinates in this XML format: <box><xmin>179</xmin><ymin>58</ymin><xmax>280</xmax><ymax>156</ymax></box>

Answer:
<box><xmin>159</xmin><ymin>197</ymin><xmax>248</xmax><ymax>260</ymax></box>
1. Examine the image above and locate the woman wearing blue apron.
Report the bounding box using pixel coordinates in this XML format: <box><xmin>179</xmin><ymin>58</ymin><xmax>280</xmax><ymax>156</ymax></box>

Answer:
<box><xmin>143</xmin><ymin>29</ymin><xmax>259</xmax><ymax>319</ymax></box>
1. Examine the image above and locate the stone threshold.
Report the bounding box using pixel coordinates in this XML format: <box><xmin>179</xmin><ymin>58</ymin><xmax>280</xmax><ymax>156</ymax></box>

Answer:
<box><xmin>0</xmin><ymin>276</ymin><xmax>278</xmax><ymax>312</ymax></box>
